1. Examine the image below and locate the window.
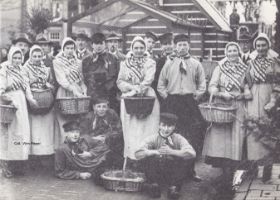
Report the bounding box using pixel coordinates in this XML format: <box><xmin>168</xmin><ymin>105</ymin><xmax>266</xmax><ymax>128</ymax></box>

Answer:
<box><xmin>50</xmin><ymin>32</ymin><xmax>60</xmax><ymax>40</ymax></box>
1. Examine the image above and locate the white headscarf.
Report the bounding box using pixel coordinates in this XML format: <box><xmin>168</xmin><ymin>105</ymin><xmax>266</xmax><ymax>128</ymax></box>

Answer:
<box><xmin>29</xmin><ymin>45</ymin><xmax>43</xmax><ymax>59</ymax></box>
<box><xmin>224</xmin><ymin>42</ymin><xmax>242</xmax><ymax>57</ymax></box>
<box><xmin>54</xmin><ymin>37</ymin><xmax>82</xmax><ymax>84</ymax></box>
<box><xmin>253</xmin><ymin>33</ymin><xmax>271</xmax><ymax>49</ymax></box>
<box><xmin>62</xmin><ymin>37</ymin><xmax>76</xmax><ymax>53</ymax></box>
<box><xmin>1</xmin><ymin>46</ymin><xmax>27</xmax><ymax>91</ymax></box>
<box><xmin>0</xmin><ymin>46</ymin><xmax>23</xmax><ymax>70</ymax></box>
<box><xmin>7</xmin><ymin>46</ymin><xmax>24</xmax><ymax>66</ymax></box>
<box><xmin>126</xmin><ymin>36</ymin><xmax>149</xmax><ymax>58</ymax></box>
<box><xmin>250</xmin><ymin>33</ymin><xmax>278</xmax><ymax>59</ymax></box>
<box><xmin>218</xmin><ymin>42</ymin><xmax>248</xmax><ymax>92</ymax></box>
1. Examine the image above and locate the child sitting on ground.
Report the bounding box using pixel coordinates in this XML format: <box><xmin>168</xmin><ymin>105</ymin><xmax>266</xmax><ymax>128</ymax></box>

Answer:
<box><xmin>135</xmin><ymin>113</ymin><xmax>196</xmax><ymax>199</ymax></box>
<box><xmin>54</xmin><ymin>121</ymin><xmax>109</xmax><ymax>183</ymax></box>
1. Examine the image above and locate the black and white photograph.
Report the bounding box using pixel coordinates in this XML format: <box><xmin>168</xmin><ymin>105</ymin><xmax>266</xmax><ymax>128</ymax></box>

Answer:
<box><xmin>0</xmin><ymin>0</ymin><xmax>279</xmax><ymax>199</ymax></box>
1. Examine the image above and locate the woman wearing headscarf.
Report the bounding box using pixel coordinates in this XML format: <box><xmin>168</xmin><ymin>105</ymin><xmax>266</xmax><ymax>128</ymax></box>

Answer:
<box><xmin>0</xmin><ymin>47</ymin><xmax>35</xmax><ymax>178</ymax></box>
<box><xmin>22</xmin><ymin>45</ymin><xmax>56</xmax><ymax>156</ymax></box>
<box><xmin>246</xmin><ymin>33</ymin><xmax>280</xmax><ymax>160</ymax></box>
<box><xmin>117</xmin><ymin>36</ymin><xmax>159</xmax><ymax>160</ymax></box>
<box><xmin>202</xmin><ymin>42</ymin><xmax>250</xmax><ymax>181</ymax></box>
<box><xmin>53</xmin><ymin>37</ymin><xmax>87</xmax><ymax>145</ymax></box>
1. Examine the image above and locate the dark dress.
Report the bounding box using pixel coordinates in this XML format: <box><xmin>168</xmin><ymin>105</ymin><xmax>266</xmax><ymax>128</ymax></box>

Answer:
<box><xmin>82</xmin><ymin>52</ymin><xmax>119</xmax><ymax>112</ymax></box>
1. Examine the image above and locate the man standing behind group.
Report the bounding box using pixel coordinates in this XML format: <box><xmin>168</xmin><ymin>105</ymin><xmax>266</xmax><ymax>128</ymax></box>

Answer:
<box><xmin>106</xmin><ymin>33</ymin><xmax>126</xmax><ymax>62</ymax></box>
<box><xmin>152</xmin><ymin>32</ymin><xmax>174</xmax><ymax>104</ymax></box>
<box><xmin>74</xmin><ymin>31</ymin><xmax>91</xmax><ymax>61</ymax></box>
<box><xmin>82</xmin><ymin>33</ymin><xmax>119</xmax><ymax>112</ymax></box>
<box><xmin>144</xmin><ymin>31</ymin><xmax>158</xmax><ymax>60</ymax></box>
<box><xmin>238</xmin><ymin>32</ymin><xmax>252</xmax><ymax>65</ymax></box>
<box><xmin>157</xmin><ymin>34</ymin><xmax>206</xmax><ymax>181</ymax></box>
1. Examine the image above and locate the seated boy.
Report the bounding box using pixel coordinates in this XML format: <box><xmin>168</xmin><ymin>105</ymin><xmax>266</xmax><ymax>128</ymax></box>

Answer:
<box><xmin>135</xmin><ymin>113</ymin><xmax>196</xmax><ymax>199</ymax></box>
<box><xmin>55</xmin><ymin>121</ymin><xmax>110</xmax><ymax>183</ymax></box>
<box><xmin>79</xmin><ymin>97</ymin><xmax>124</xmax><ymax>168</ymax></box>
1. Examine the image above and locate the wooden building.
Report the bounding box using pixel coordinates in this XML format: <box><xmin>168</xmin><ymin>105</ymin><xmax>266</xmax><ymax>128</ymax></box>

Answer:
<box><xmin>54</xmin><ymin>0</ymin><xmax>232</xmax><ymax>60</ymax></box>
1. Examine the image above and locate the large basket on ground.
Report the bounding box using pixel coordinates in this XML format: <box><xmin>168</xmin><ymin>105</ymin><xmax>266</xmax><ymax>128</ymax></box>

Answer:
<box><xmin>101</xmin><ymin>170</ymin><xmax>145</xmax><ymax>192</ymax></box>
<box><xmin>29</xmin><ymin>88</ymin><xmax>54</xmax><ymax>114</ymax></box>
<box><xmin>199</xmin><ymin>102</ymin><xmax>237</xmax><ymax>123</ymax></box>
<box><xmin>56</xmin><ymin>96</ymin><xmax>91</xmax><ymax>115</ymax></box>
<box><xmin>123</xmin><ymin>96</ymin><xmax>155</xmax><ymax>115</ymax></box>
<box><xmin>0</xmin><ymin>104</ymin><xmax>17</xmax><ymax>124</ymax></box>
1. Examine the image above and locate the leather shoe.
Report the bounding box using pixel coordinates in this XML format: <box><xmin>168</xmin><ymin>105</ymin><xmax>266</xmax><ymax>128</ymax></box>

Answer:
<box><xmin>167</xmin><ymin>186</ymin><xmax>180</xmax><ymax>200</ymax></box>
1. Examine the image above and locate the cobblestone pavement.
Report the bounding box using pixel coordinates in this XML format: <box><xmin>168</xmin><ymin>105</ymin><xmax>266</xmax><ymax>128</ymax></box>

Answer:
<box><xmin>0</xmin><ymin>159</ymin><xmax>223</xmax><ymax>200</ymax></box>
<box><xmin>234</xmin><ymin>164</ymin><xmax>280</xmax><ymax>200</ymax></box>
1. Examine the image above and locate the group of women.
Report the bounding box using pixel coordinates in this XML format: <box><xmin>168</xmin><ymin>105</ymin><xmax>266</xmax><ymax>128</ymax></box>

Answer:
<box><xmin>0</xmin><ymin>32</ymin><xmax>279</xmax><ymax>184</ymax></box>
<box><xmin>0</xmin><ymin>37</ymin><xmax>87</xmax><ymax>177</ymax></box>
<box><xmin>203</xmin><ymin>33</ymin><xmax>280</xmax><ymax>181</ymax></box>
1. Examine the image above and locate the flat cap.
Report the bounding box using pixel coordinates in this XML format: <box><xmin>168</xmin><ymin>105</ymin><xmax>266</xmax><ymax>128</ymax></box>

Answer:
<box><xmin>91</xmin><ymin>33</ymin><xmax>106</xmax><ymax>44</ymax></box>
<box><xmin>160</xmin><ymin>113</ymin><xmax>178</xmax><ymax>126</ymax></box>
<box><xmin>174</xmin><ymin>34</ymin><xmax>189</xmax><ymax>44</ymax></box>
<box><xmin>144</xmin><ymin>31</ymin><xmax>158</xmax><ymax>41</ymax></box>
<box><xmin>63</xmin><ymin>121</ymin><xmax>80</xmax><ymax>132</ymax></box>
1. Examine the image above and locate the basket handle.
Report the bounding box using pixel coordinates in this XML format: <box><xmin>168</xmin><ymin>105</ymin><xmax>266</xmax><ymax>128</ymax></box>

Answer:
<box><xmin>208</xmin><ymin>93</ymin><xmax>214</xmax><ymax>105</ymax></box>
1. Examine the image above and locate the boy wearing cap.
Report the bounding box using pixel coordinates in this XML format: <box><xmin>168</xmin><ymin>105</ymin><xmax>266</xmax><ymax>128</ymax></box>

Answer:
<box><xmin>79</xmin><ymin>97</ymin><xmax>123</xmax><ymax>168</ymax></box>
<box><xmin>135</xmin><ymin>113</ymin><xmax>196</xmax><ymax>199</ymax></box>
<box><xmin>144</xmin><ymin>31</ymin><xmax>158</xmax><ymax>60</ymax></box>
<box><xmin>82</xmin><ymin>32</ymin><xmax>119</xmax><ymax>113</ymax></box>
<box><xmin>74</xmin><ymin>31</ymin><xmax>92</xmax><ymax>61</ymax></box>
<box><xmin>54</xmin><ymin>121</ymin><xmax>110</xmax><ymax>181</ymax></box>
<box><xmin>106</xmin><ymin>33</ymin><xmax>126</xmax><ymax>62</ymax></box>
<box><xmin>12</xmin><ymin>33</ymin><xmax>33</xmax><ymax>64</ymax></box>
<box><xmin>157</xmin><ymin>34</ymin><xmax>206</xmax><ymax>181</ymax></box>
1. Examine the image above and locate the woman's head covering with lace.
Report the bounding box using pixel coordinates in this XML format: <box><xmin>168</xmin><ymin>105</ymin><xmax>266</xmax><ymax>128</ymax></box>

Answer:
<box><xmin>4</xmin><ymin>47</ymin><xmax>27</xmax><ymax>91</ymax></box>
<box><xmin>253</xmin><ymin>33</ymin><xmax>271</xmax><ymax>49</ymax></box>
<box><xmin>219</xmin><ymin>42</ymin><xmax>248</xmax><ymax>92</ymax></box>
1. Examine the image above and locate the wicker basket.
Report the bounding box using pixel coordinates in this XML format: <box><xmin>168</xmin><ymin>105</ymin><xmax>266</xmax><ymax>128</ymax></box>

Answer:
<box><xmin>199</xmin><ymin>102</ymin><xmax>237</xmax><ymax>123</ymax></box>
<box><xmin>29</xmin><ymin>89</ymin><xmax>54</xmax><ymax>114</ymax></box>
<box><xmin>101</xmin><ymin>170</ymin><xmax>145</xmax><ymax>192</ymax></box>
<box><xmin>123</xmin><ymin>96</ymin><xmax>155</xmax><ymax>115</ymax></box>
<box><xmin>0</xmin><ymin>105</ymin><xmax>17</xmax><ymax>124</ymax></box>
<box><xmin>56</xmin><ymin>96</ymin><xmax>91</xmax><ymax>115</ymax></box>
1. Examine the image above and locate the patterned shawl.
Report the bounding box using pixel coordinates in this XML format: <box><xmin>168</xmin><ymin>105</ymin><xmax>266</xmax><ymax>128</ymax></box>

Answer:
<box><xmin>3</xmin><ymin>46</ymin><xmax>27</xmax><ymax>91</ymax></box>
<box><xmin>125</xmin><ymin>36</ymin><xmax>149</xmax><ymax>83</ymax></box>
<box><xmin>24</xmin><ymin>45</ymin><xmax>49</xmax><ymax>89</ymax></box>
<box><xmin>219</xmin><ymin>57</ymin><xmax>248</xmax><ymax>92</ymax></box>
<box><xmin>251</xmin><ymin>56</ymin><xmax>274</xmax><ymax>83</ymax></box>
<box><xmin>55</xmin><ymin>37</ymin><xmax>83</xmax><ymax>84</ymax></box>
<box><xmin>125</xmin><ymin>52</ymin><xmax>149</xmax><ymax>82</ymax></box>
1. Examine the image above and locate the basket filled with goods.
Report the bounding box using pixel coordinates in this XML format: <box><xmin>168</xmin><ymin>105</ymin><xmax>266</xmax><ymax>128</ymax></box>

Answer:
<box><xmin>56</xmin><ymin>96</ymin><xmax>91</xmax><ymax>115</ymax></box>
